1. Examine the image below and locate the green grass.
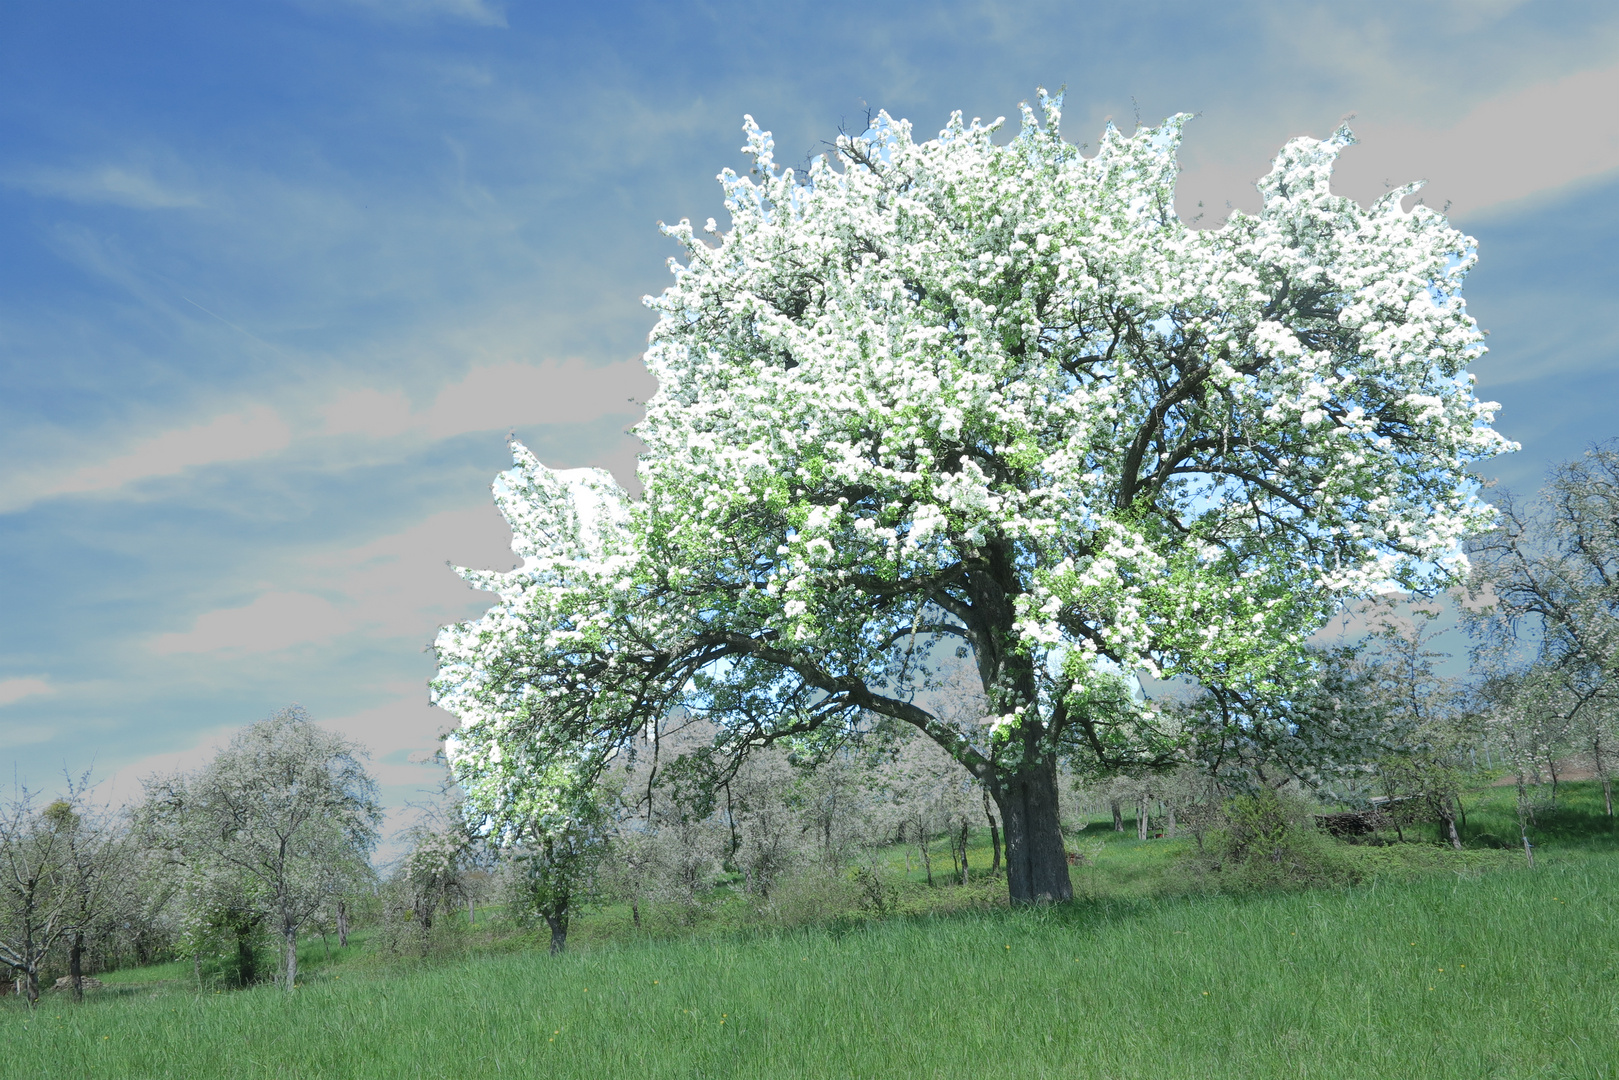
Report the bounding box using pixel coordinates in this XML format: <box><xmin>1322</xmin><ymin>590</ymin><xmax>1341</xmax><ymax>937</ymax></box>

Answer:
<box><xmin>8</xmin><ymin>781</ymin><xmax>1617</xmax><ymax>1078</ymax></box>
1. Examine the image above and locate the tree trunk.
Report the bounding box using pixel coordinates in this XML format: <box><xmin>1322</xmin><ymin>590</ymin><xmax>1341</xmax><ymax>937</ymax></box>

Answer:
<box><xmin>1137</xmin><ymin>795</ymin><xmax>1149</xmax><ymax>841</ymax></box>
<box><xmin>337</xmin><ymin>900</ymin><xmax>349</xmax><ymax>948</ymax></box>
<box><xmin>1596</xmin><ymin>742</ymin><xmax>1613</xmax><ymax>817</ymax></box>
<box><xmin>1166</xmin><ymin>804</ymin><xmax>1177</xmax><ymax>839</ymax></box>
<box><xmin>1516</xmin><ymin>780</ymin><xmax>1534</xmax><ymax>869</ymax></box>
<box><xmin>992</xmin><ymin>761</ymin><xmax>1073</xmax><ymax>903</ymax></box>
<box><xmin>69</xmin><ymin>931</ymin><xmax>85</xmax><ymax>1003</ymax></box>
<box><xmin>722</xmin><ymin>781</ymin><xmax>741</xmax><ymax>865</ymax></box>
<box><xmin>951</xmin><ymin>819</ymin><xmax>964</xmax><ymax>887</ymax></box>
<box><xmin>1110</xmin><ymin>799</ymin><xmax>1124</xmax><ymax>832</ymax></box>
<box><xmin>1440</xmin><ymin>805</ymin><xmax>1463</xmax><ymax>851</ymax></box>
<box><xmin>283</xmin><ymin>927</ymin><xmax>298</xmax><ymax>991</ymax></box>
<box><xmin>983</xmin><ymin>791</ymin><xmax>1001</xmax><ymax>873</ymax></box>
<box><xmin>545</xmin><ymin>911</ymin><xmax>568</xmax><ymax>955</ymax></box>
<box><xmin>918</xmin><ymin>825</ymin><xmax>933</xmax><ymax>887</ymax></box>
<box><xmin>631</xmin><ymin>897</ymin><xmax>641</xmax><ymax>928</ymax></box>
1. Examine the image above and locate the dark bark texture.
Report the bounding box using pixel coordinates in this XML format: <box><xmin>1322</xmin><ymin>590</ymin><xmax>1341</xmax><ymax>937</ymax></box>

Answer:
<box><xmin>991</xmin><ymin>761</ymin><xmax>1072</xmax><ymax>903</ymax></box>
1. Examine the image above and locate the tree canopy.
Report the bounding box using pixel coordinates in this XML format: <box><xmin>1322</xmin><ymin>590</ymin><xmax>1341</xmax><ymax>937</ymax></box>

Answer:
<box><xmin>140</xmin><ymin>707</ymin><xmax>380</xmax><ymax>989</ymax></box>
<box><xmin>432</xmin><ymin>92</ymin><xmax>1510</xmax><ymax>902</ymax></box>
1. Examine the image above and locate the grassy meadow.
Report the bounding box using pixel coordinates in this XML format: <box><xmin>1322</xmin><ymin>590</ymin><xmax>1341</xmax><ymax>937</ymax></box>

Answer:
<box><xmin>6</xmin><ymin>780</ymin><xmax>1617</xmax><ymax>1078</ymax></box>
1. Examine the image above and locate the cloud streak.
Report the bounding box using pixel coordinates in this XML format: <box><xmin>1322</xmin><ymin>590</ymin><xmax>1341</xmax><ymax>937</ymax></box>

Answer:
<box><xmin>0</xmin><ymin>406</ymin><xmax>293</xmax><ymax>514</ymax></box>
<box><xmin>321</xmin><ymin>0</ymin><xmax>507</xmax><ymax>26</ymax></box>
<box><xmin>1334</xmin><ymin>63</ymin><xmax>1619</xmax><ymax>220</ymax></box>
<box><xmin>3</xmin><ymin>165</ymin><xmax>204</xmax><ymax>210</ymax></box>
<box><xmin>0</xmin><ymin>677</ymin><xmax>54</xmax><ymax>707</ymax></box>
<box><xmin>320</xmin><ymin>356</ymin><xmax>656</xmax><ymax>442</ymax></box>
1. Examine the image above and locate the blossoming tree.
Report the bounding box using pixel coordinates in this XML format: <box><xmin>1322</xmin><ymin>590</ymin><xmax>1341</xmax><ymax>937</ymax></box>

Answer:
<box><xmin>433</xmin><ymin>93</ymin><xmax>1511</xmax><ymax>903</ymax></box>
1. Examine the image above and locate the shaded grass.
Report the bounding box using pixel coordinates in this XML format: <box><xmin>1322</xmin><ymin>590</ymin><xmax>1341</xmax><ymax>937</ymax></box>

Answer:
<box><xmin>1458</xmin><ymin>778</ymin><xmax>1619</xmax><ymax>856</ymax></box>
<box><xmin>7</xmin><ymin>849</ymin><xmax>1617</xmax><ymax>1078</ymax></box>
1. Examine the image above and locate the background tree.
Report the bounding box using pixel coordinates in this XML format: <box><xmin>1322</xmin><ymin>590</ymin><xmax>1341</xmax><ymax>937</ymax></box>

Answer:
<box><xmin>1473</xmin><ymin>669</ymin><xmax>1567</xmax><ymax>867</ymax></box>
<box><xmin>140</xmin><ymin>707</ymin><xmax>380</xmax><ymax>990</ymax></box>
<box><xmin>1176</xmin><ymin>643</ymin><xmax>1400</xmax><ymax>795</ymax></box>
<box><xmin>433</xmin><ymin>91</ymin><xmax>1510</xmax><ymax>905</ymax></box>
<box><xmin>0</xmin><ymin>787</ymin><xmax>70</xmax><ymax>1004</ymax></box>
<box><xmin>726</xmin><ymin>750</ymin><xmax>802</xmax><ymax>898</ymax></box>
<box><xmin>498</xmin><ymin>776</ymin><xmax>610</xmax><ymax>955</ymax></box>
<box><xmin>396</xmin><ymin>814</ymin><xmax>483</xmax><ymax>939</ymax></box>
<box><xmin>41</xmin><ymin>780</ymin><xmax>130</xmax><ymax>1002</ymax></box>
<box><xmin>1362</xmin><ymin>601</ymin><xmax>1476</xmax><ymax>850</ymax></box>
<box><xmin>1470</xmin><ymin>446</ymin><xmax>1619</xmax><ymax>812</ymax></box>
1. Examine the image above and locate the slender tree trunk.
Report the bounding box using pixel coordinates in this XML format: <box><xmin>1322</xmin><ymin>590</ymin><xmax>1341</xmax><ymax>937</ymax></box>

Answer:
<box><xmin>631</xmin><ymin>897</ymin><xmax>641</xmax><ymax>928</ymax></box>
<box><xmin>1166</xmin><ymin>804</ymin><xmax>1177</xmax><ymax>839</ymax></box>
<box><xmin>284</xmin><ymin>927</ymin><xmax>298</xmax><ymax>991</ymax></box>
<box><xmin>1516</xmin><ymin>780</ymin><xmax>1535</xmax><ymax>869</ymax></box>
<box><xmin>951</xmin><ymin>819</ymin><xmax>964</xmax><ymax>887</ymax></box>
<box><xmin>69</xmin><ymin>931</ymin><xmax>85</xmax><ymax>1003</ymax></box>
<box><xmin>1596</xmin><ymin>742</ymin><xmax>1613</xmax><ymax>817</ymax></box>
<box><xmin>1447</xmin><ymin>814</ymin><xmax>1463</xmax><ymax>851</ymax></box>
<box><xmin>722</xmin><ymin>782</ymin><xmax>741</xmax><ymax>865</ymax></box>
<box><xmin>992</xmin><ymin>761</ymin><xmax>1073</xmax><ymax>903</ymax></box>
<box><xmin>1110</xmin><ymin>799</ymin><xmax>1124</xmax><ymax>832</ymax></box>
<box><xmin>983</xmin><ymin>791</ymin><xmax>1001</xmax><ymax>873</ymax></box>
<box><xmin>1137</xmin><ymin>795</ymin><xmax>1149</xmax><ymax>841</ymax></box>
<box><xmin>468</xmin><ymin>895</ymin><xmax>476</xmax><ymax>926</ymax></box>
<box><xmin>545</xmin><ymin>911</ymin><xmax>568</xmax><ymax>955</ymax></box>
<box><xmin>918</xmin><ymin>824</ymin><xmax>933</xmax><ymax>887</ymax></box>
<box><xmin>337</xmin><ymin>900</ymin><xmax>349</xmax><ymax>947</ymax></box>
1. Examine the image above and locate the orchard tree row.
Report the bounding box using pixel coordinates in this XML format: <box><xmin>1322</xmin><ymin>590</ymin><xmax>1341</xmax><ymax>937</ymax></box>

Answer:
<box><xmin>2</xmin><ymin>708</ymin><xmax>378</xmax><ymax>1003</ymax></box>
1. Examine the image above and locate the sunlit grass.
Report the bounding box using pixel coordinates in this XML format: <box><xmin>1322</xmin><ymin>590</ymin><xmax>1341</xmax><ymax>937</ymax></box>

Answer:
<box><xmin>9</xmin><ymin>780</ymin><xmax>1615</xmax><ymax>1078</ymax></box>
<box><xmin>8</xmin><ymin>849</ymin><xmax>1617</xmax><ymax>1077</ymax></box>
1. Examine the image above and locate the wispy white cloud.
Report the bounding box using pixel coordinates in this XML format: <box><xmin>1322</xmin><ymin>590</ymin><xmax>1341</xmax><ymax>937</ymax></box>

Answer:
<box><xmin>320</xmin><ymin>356</ymin><xmax>656</xmax><ymax>442</ymax></box>
<box><xmin>0</xmin><ymin>405</ymin><xmax>293</xmax><ymax>514</ymax></box>
<box><xmin>1334</xmin><ymin>63</ymin><xmax>1619</xmax><ymax>220</ymax></box>
<box><xmin>3</xmin><ymin>165</ymin><xmax>204</xmax><ymax>209</ymax></box>
<box><xmin>0</xmin><ymin>677</ymin><xmax>54</xmax><ymax>707</ymax></box>
<box><xmin>1171</xmin><ymin>53</ymin><xmax>1619</xmax><ymax>226</ymax></box>
<box><xmin>313</xmin><ymin>0</ymin><xmax>507</xmax><ymax>27</ymax></box>
<box><xmin>0</xmin><ymin>353</ymin><xmax>651</xmax><ymax>516</ymax></box>
<box><xmin>148</xmin><ymin>502</ymin><xmax>517</xmax><ymax>657</ymax></box>
<box><xmin>149</xmin><ymin>592</ymin><xmax>350</xmax><ymax>656</ymax></box>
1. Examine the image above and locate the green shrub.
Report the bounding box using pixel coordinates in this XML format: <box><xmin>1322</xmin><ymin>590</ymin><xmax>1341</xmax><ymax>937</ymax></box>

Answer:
<box><xmin>1189</xmin><ymin>790</ymin><xmax>1358</xmax><ymax>892</ymax></box>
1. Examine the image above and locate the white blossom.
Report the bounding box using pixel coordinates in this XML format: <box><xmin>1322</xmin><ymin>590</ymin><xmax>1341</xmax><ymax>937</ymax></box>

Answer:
<box><xmin>431</xmin><ymin>92</ymin><xmax>1511</xmax><ymax>879</ymax></box>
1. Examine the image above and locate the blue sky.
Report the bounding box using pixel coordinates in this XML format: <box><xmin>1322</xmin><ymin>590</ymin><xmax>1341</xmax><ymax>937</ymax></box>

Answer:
<box><xmin>3</xmin><ymin>0</ymin><xmax>1617</xmax><ymax>847</ymax></box>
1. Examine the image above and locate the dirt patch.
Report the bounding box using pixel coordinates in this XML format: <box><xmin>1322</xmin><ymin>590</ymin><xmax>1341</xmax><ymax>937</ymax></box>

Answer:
<box><xmin>1490</xmin><ymin>757</ymin><xmax>1600</xmax><ymax>785</ymax></box>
